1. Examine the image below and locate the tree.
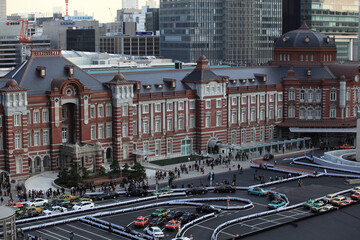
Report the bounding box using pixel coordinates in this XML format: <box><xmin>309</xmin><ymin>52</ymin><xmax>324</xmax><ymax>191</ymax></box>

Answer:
<box><xmin>110</xmin><ymin>159</ymin><xmax>120</xmax><ymax>173</ymax></box>
<box><xmin>130</xmin><ymin>162</ymin><xmax>146</xmax><ymax>181</ymax></box>
<box><xmin>122</xmin><ymin>163</ymin><xmax>130</xmax><ymax>173</ymax></box>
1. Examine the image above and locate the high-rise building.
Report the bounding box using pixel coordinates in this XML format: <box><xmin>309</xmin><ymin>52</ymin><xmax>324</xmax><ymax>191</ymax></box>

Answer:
<box><xmin>160</xmin><ymin>0</ymin><xmax>282</xmax><ymax>65</ymax></box>
<box><xmin>160</xmin><ymin>0</ymin><xmax>224</xmax><ymax>65</ymax></box>
<box><xmin>0</xmin><ymin>0</ymin><xmax>6</xmax><ymax>18</ymax></box>
<box><xmin>145</xmin><ymin>8</ymin><xmax>160</xmax><ymax>34</ymax></box>
<box><xmin>283</xmin><ymin>0</ymin><xmax>359</xmax><ymax>62</ymax></box>
<box><xmin>122</xmin><ymin>0</ymin><xmax>139</xmax><ymax>9</ymax></box>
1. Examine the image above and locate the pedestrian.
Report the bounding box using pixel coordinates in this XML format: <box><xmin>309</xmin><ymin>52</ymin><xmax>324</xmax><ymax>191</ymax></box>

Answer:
<box><xmin>274</xmin><ymin>160</ymin><xmax>277</xmax><ymax>166</ymax></box>
<box><xmin>237</xmin><ymin>164</ymin><xmax>240</xmax><ymax>171</ymax></box>
<box><xmin>0</xmin><ymin>196</ymin><xmax>3</xmax><ymax>205</ymax></box>
<box><xmin>69</xmin><ymin>232</ymin><xmax>74</xmax><ymax>240</ymax></box>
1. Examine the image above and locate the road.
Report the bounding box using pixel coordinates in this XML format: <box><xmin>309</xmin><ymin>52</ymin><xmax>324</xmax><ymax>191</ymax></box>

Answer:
<box><xmin>20</xmin><ymin>151</ymin><xmax>360</xmax><ymax>240</ymax></box>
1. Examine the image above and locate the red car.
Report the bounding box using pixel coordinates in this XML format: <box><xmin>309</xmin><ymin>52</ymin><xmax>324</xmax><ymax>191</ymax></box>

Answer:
<box><xmin>165</xmin><ymin>220</ymin><xmax>181</xmax><ymax>230</ymax></box>
<box><xmin>350</xmin><ymin>191</ymin><xmax>360</xmax><ymax>200</ymax></box>
<box><xmin>8</xmin><ymin>202</ymin><xmax>24</xmax><ymax>208</ymax></box>
<box><xmin>340</xmin><ymin>199</ymin><xmax>354</xmax><ymax>207</ymax></box>
<box><xmin>339</xmin><ymin>144</ymin><xmax>354</xmax><ymax>149</ymax></box>
<box><xmin>134</xmin><ymin>216</ymin><xmax>149</xmax><ymax>227</ymax></box>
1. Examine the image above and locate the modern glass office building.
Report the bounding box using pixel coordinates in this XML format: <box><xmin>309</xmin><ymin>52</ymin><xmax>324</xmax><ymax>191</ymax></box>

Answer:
<box><xmin>160</xmin><ymin>0</ymin><xmax>224</xmax><ymax>65</ymax></box>
<box><xmin>160</xmin><ymin>0</ymin><xmax>282</xmax><ymax>66</ymax></box>
<box><xmin>301</xmin><ymin>0</ymin><xmax>359</xmax><ymax>61</ymax></box>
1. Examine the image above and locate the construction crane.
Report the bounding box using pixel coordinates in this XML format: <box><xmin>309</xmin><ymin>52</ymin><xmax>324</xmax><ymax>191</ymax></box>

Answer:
<box><xmin>6</xmin><ymin>19</ymin><xmax>32</xmax><ymax>43</ymax></box>
<box><xmin>65</xmin><ymin>0</ymin><xmax>69</xmax><ymax>17</ymax></box>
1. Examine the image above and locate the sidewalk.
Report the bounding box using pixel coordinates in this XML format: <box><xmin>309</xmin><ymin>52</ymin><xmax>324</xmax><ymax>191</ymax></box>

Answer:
<box><xmin>0</xmin><ymin>149</ymin><xmax>309</xmax><ymax>206</ymax></box>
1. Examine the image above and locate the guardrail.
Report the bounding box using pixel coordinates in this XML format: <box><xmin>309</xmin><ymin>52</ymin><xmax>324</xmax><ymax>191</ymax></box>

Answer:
<box><xmin>210</xmin><ymin>187</ymin><xmax>355</xmax><ymax>240</ymax></box>
<box><xmin>81</xmin><ymin>216</ymin><xmax>152</xmax><ymax>240</ymax></box>
<box><xmin>176</xmin><ymin>212</ymin><xmax>215</xmax><ymax>238</ymax></box>
<box><xmin>292</xmin><ymin>156</ymin><xmax>360</xmax><ymax>176</ymax></box>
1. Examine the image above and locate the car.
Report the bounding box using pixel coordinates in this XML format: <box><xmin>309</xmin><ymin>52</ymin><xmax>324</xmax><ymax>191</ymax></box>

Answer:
<box><xmin>165</xmin><ymin>220</ymin><xmax>181</xmax><ymax>230</ymax></box>
<box><xmin>60</xmin><ymin>194</ymin><xmax>77</xmax><ymax>201</ymax></box>
<box><xmin>16</xmin><ymin>211</ymin><xmax>40</xmax><ymax>220</ymax></box>
<box><xmin>25</xmin><ymin>206</ymin><xmax>43</xmax><ymax>214</ymax></box>
<box><xmin>166</xmin><ymin>210</ymin><xmax>184</xmax><ymax>220</ymax></box>
<box><xmin>214</xmin><ymin>185</ymin><xmax>236</xmax><ymax>193</ymax></box>
<box><xmin>93</xmin><ymin>191</ymin><xmax>119</xmax><ymax>201</ymax></box>
<box><xmin>331</xmin><ymin>196</ymin><xmax>347</xmax><ymax>206</ymax></box>
<box><xmin>196</xmin><ymin>205</ymin><xmax>221</xmax><ymax>213</ymax></box>
<box><xmin>268</xmin><ymin>192</ymin><xmax>283</xmax><ymax>201</ymax></box>
<box><xmin>263</xmin><ymin>154</ymin><xmax>274</xmax><ymax>161</ymax></box>
<box><xmin>185</xmin><ymin>187</ymin><xmax>208</xmax><ymax>195</ymax></box>
<box><xmin>248</xmin><ymin>188</ymin><xmax>269</xmax><ymax>196</ymax></box>
<box><xmin>149</xmin><ymin>217</ymin><xmax>166</xmax><ymax>227</ymax></box>
<box><xmin>179</xmin><ymin>212</ymin><xmax>198</xmax><ymax>223</ymax></box>
<box><xmin>151</xmin><ymin>208</ymin><xmax>170</xmax><ymax>218</ymax></box>
<box><xmin>310</xmin><ymin>201</ymin><xmax>325</xmax><ymax>212</ymax></box>
<box><xmin>340</xmin><ymin>199</ymin><xmax>354</xmax><ymax>207</ymax></box>
<box><xmin>303</xmin><ymin>199</ymin><xmax>316</xmax><ymax>209</ymax></box>
<box><xmin>26</xmin><ymin>198</ymin><xmax>48</xmax><ymax>207</ymax></box>
<box><xmin>317</xmin><ymin>204</ymin><xmax>338</xmax><ymax>213</ymax></box>
<box><xmin>339</xmin><ymin>144</ymin><xmax>354</xmax><ymax>149</ymax></box>
<box><xmin>323</xmin><ymin>193</ymin><xmax>337</xmax><ymax>203</ymax></box>
<box><xmin>351</xmin><ymin>186</ymin><xmax>360</xmax><ymax>193</ymax></box>
<box><xmin>72</xmin><ymin>201</ymin><xmax>95</xmax><ymax>210</ymax></box>
<box><xmin>267</xmin><ymin>199</ymin><xmax>286</xmax><ymax>209</ymax></box>
<box><xmin>153</xmin><ymin>188</ymin><xmax>174</xmax><ymax>196</ymax></box>
<box><xmin>8</xmin><ymin>202</ymin><xmax>24</xmax><ymax>208</ymax></box>
<box><xmin>134</xmin><ymin>216</ymin><xmax>149</xmax><ymax>227</ymax></box>
<box><xmin>71</xmin><ymin>197</ymin><xmax>93</xmax><ymax>205</ymax></box>
<box><xmin>126</xmin><ymin>189</ymin><xmax>149</xmax><ymax>197</ymax></box>
<box><xmin>51</xmin><ymin>198</ymin><xmax>71</xmax><ymax>207</ymax></box>
<box><xmin>144</xmin><ymin>226</ymin><xmax>164</xmax><ymax>238</ymax></box>
<box><xmin>43</xmin><ymin>206</ymin><xmax>68</xmax><ymax>215</ymax></box>
<box><xmin>350</xmin><ymin>191</ymin><xmax>360</xmax><ymax>200</ymax></box>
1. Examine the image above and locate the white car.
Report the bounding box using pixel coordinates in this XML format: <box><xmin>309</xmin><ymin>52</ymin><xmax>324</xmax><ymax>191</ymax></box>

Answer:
<box><xmin>26</xmin><ymin>198</ymin><xmax>48</xmax><ymax>207</ymax></box>
<box><xmin>72</xmin><ymin>201</ymin><xmax>95</xmax><ymax>210</ymax></box>
<box><xmin>43</xmin><ymin>206</ymin><xmax>68</xmax><ymax>215</ymax></box>
<box><xmin>144</xmin><ymin>226</ymin><xmax>164</xmax><ymax>238</ymax></box>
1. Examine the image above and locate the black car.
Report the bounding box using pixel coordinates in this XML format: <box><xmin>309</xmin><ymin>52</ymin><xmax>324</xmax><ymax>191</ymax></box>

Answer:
<box><xmin>196</xmin><ymin>205</ymin><xmax>221</xmax><ymax>214</ymax></box>
<box><xmin>214</xmin><ymin>185</ymin><xmax>236</xmax><ymax>193</ymax></box>
<box><xmin>126</xmin><ymin>189</ymin><xmax>149</xmax><ymax>197</ymax></box>
<box><xmin>263</xmin><ymin>154</ymin><xmax>274</xmax><ymax>161</ymax></box>
<box><xmin>179</xmin><ymin>212</ymin><xmax>198</xmax><ymax>223</ymax></box>
<box><xmin>16</xmin><ymin>211</ymin><xmax>40</xmax><ymax>220</ymax></box>
<box><xmin>186</xmin><ymin>187</ymin><xmax>208</xmax><ymax>195</ymax></box>
<box><xmin>149</xmin><ymin>217</ymin><xmax>166</xmax><ymax>227</ymax></box>
<box><xmin>268</xmin><ymin>192</ymin><xmax>282</xmax><ymax>201</ymax></box>
<box><xmin>92</xmin><ymin>191</ymin><xmax>119</xmax><ymax>201</ymax></box>
<box><xmin>166</xmin><ymin>210</ymin><xmax>183</xmax><ymax>220</ymax></box>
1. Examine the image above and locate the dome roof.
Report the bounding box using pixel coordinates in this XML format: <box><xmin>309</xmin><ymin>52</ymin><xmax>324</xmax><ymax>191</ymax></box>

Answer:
<box><xmin>5</xmin><ymin>79</ymin><xmax>18</xmax><ymax>88</ymax></box>
<box><xmin>275</xmin><ymin>21</ymin><xmax>336</xmax><ymax>49</ymax></box>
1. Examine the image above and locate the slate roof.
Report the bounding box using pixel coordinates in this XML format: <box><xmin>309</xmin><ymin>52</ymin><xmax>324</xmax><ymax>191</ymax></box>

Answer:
<box><xmin>275</xmin><ymin>21</ymin><xmax>336</xmax><ymax>49</ymax></box>
<box><xmin>2</xmin><ymin>51</ymin><xmax>106</xmax><ymax>95</ymax></box>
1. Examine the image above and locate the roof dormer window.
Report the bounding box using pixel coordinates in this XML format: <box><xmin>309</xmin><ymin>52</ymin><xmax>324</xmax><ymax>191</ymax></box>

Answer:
<box><xmin>64</xmin><ymin>65</ymin><xmax>75</xmax><ymax>77</ymax></box>
<box><xmin>36</xmin><ymin>66</ymin><xmax>46</xmax><ymax>78</ymax></box>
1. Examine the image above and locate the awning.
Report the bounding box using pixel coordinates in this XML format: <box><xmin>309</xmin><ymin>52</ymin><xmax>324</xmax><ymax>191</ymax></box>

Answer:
<box><xmin>290</xmin><ymin>127</ymin><xmax>357</xmax><ymax>133</ymax></box>
<box><xmin>209</xmin><ymin>139</ymin><xmax>222</xmax><ymax>148</ymax></box>
<box><xmin>132</xmin><ymin>150</ymin><xmax>154</xmax><ymax>156</ymax></box>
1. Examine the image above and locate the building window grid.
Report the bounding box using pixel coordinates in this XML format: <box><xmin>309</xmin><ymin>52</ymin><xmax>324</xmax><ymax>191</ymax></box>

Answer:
<box><xmin>43</xmin><ymin>130</ymin><xmax>49</xmax><ymax>145</ymax></box>
<box><xmin>98</xmin><ymin>105</ymin><xmax>104</xmax><ymax>117</ymax></box>
<box><xmin>90</xmin><ymin>125</ymin><xmax>96</xmax><ymax>140</ymax></box>
<box><xmin>42</xmin><ymin>110</ymin><xmax>49</xmax><ymax>123</ymax></box>
<box><xmin>122</xmin><ymin>105</ymin><xmax>128</xmax><ymax>116</ymax></box>
<box><xmin>34</xmin><ymin>131</ymin><xmax>40</xmax><ymax>146</ymax></box>
<box><xmin>14</xmin><ymin>114</ymin><xmax>21</xmax><ymax>126</ymax></box>
<box><xmin>216</xmin><ymin>113</ymin><xmax>221</xmax><ymax>127</ymax></box>
<box><xmin>189</xmin><ymin>100</ymin><xmax>195</xmax><ymax>109</ymax></box>
<box><xmin>155</xmin><ymin>103</ymin><xmax>161</xmax><ymax>112</ymax></box>
<box><xmin>106</xmin><ymin>104</ymin><xmax>112</xmax><ymax>117</ymax></box>
<box><xmin>106</xmin><ymin>123</ymin><xmax>112</xmax><ymax>138</ymax></box>
<box><xmin>167</xmin><ymin>139</ymin><xmax>173</xmax><ymax>155</ymax></box>
<box><xmin>98</xmin><ymin>124</ymin><xmax>104</xmax><ymax>139</ymax></box>
<box><xmin>178</xmin><ymin>101</ymin><xmax>184</xmax><ymax>110</ymax></box>
<box><xmin>216</xmin><ymin>99</ymin><xmax>222</xmax><ymax>108</ymax></box>
<box><xmin>330</xmin><ymin>89</ymin><xmax>337</xmax><ymax>101</ymax></box>
<box><xmin>205</xmin><ymin>100</ymin><xmax>211</xmax><ymax>109</ymax></box>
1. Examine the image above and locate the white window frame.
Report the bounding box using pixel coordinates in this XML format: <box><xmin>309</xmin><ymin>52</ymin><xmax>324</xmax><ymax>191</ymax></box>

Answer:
<box><xmin>34</xmin><ymin>131</ymin><xmax>40</xmax><ymax>146</ymax></box>
<box><xmin>167</xmin><ymin>116</ymin><xmax>173</xmax><ymax>131</ymax></box>
<box><xmin>288</xmin><ymin>89</ymin><xmax>295</xmax><ymax>101</ymax></box>
<box><xmin>98</xmin><ymin>124</ymin><xmax>104</xmax><ymax>139</ymax></box>
<box><xmin>190</xmin><ymin>115</ymin><xmax>195</xmax><ymax>129</ymax></box>
<box><xmin>142</xmin><ymin>104</ymin><xmax>149</xmax><ymax>114</ymax></box>
<box><xmin>330</xmin><ymin>89</ymin><xmax>337</xmax><ymax>101</ymax></box>
<box><xmin>216</xmin><ymin>113</ymin><xmax>221</xmax><ymax>127</ymax></box>
<box><xmin>178</xmin><ymin>101</ymin><xmax>184</xmax><ymax>110</ymax></box>
<box><xmin>90</xmin><ymin>105</ymin><xmax>96</xmax><ymax>118</ymax></box>
<box><xmin>178</xmin><ymin>116</ymin><xmax>184</xmax><ymax>129</ymax></box>
<box><xmin>106</xmin><ymin>104</ymin><xmax>112</xmax><ymax>117</ymax></box>
<box><xmin>278</xmin><ymin>93</ymin><xmax>283</xmax><ymax>101</ymax></box>
<box><xmin>122</xmin><ymin>105</ymin><xmax>128</xmax><ymax>116</ymax></box>
<box><xmin>231</xmin><ymin>97</ymin><xmax>237</xmax><ymax>106</ymax></box>
<box><xmin>14</xmin><ymin>114</ymin><xmax>21</xmax><ymax>126</ymax></box>
<box><xmin>43</xmin><ymin>130</ymin><xmax>49</xmax><ymax>145</ymax></box>
<box><xmin>155</xmin><ymin>140</ymin><xmax>161</xmax><ymax>156</ymax></box>
<box><xmin>98</xmin><ymin>104</ymin><xmax>104</xmax><ymax>118</ymax></box>
<box><xmin>189</xmin><ymin>100</ymin><xmax>195</xmax><ymax>109</ymax></box>
<box><xmin>241</xmin><ymin>130</ymin><xmax>246</xmax><ymax>144</ymax></box>
<box><xmin>155</xmin><ymin>103</ymin><xmax>161</xmax><ymax>113</ymax></box>
<box><xmin>167</xmin><ymin>102</ymin><xmax>173</xmax><ymax>111</ymax></box>
<box><xmin>167</xmin><ymin>139</ymin><xmax>173</xmax><ymax>154</ymax></box>
<box><xmin>91</xmin><ymin>125</ymin><xmax>96</xmax><ymax>140</ymax></box>
<box><xmin>143</xmin><ymin>119</ymin><xmax>149</xmax><ymax>133</ymax></box>
<box><xmin>231</xmin><ymin>111</ymin><xmax>237</xmax><ymax>124</ymax></box>
<box><xmin>216</xmin><ymin>99</ymin><xmax>222</xmax><ymax>108</ymax></box>
<box><xmin>231</xmin><ymin>131</ymin><xmax>237</xmax><ymax>145</ymax></box>
<box><xmin>205</xmin><ymin>100</ymin><xmax>211</xmax><ymax>109</ymax></box>
<box><xmin>330</xmin><ymin>106</ymin><xmax>336</xmax><ymax>118</ymax></box>
<box><xmin>42</xmin><ymin>109</ymin><xmax>49</xmax><ymax>123</ymax></box>
<box><xmin>241</xmin><ymin>96</ymin><xmax>247</xmax><ymax>105</ymax></box>
<box><xmin>15</xmin><ymin>132</ymin><xmax>22</xmax><ymax>149</ymax></box>
<box><xmin>155</xmin><ymin>118</ymin><xmax>161</xmax><ymax>132</ymax></box>
<box><xmin>251</xmin><ymin>96</ymin><xmax>256</xmax><ymax>104</ymax></box>
<box><xmin>205</xmin><ymin>114</ymin><xmax>211</xmax><ymax>128</ymax></box>
<box><xmin>106</xmin><ymin>123</ymin><xmax>112</xmax><ymax>138</ymax></box>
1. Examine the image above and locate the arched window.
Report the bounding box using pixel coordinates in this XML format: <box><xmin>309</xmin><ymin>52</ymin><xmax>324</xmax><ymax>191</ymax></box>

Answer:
<box><xmin>308</xmin><ymin>90</ymin><xmax>314</xmax><ymax>103</ymax></box>
<box><xmin>300</xmin><ymin>90</ymin><xmax>305</xmax><ymax>102</ymax></box>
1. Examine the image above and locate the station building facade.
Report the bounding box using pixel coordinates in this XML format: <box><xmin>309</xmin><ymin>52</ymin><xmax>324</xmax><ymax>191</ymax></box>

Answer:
<box><xmin>1</xmin><ymin>23</ymin><xmax>360</xmax><ymax>178</ymax></box>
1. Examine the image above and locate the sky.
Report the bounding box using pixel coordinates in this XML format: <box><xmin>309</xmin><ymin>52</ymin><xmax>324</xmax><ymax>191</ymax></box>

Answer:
<box><xmin>7</xmin><ymin>0</ymin><xmax>157</xmax><ymax>23</ymax></box>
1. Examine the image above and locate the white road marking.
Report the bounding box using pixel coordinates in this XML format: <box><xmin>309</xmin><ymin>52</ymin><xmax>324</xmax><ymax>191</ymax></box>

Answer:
<box><xmin>35</xmin><ymin>229</ymin><xmax>66</xmax><ymax>240</ymax></box>
<box><xmin>69</xmin><ymin>223</ymin><xmax>114</xmax><ymax>240</ymax></box>
<box><xmin>54</xmin><ymin>226</ymin><xmax>89</xmax><ymax>239</ymax></box>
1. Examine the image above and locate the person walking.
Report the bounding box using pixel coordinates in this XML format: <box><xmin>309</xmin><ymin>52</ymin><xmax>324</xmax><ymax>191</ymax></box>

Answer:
<box><xmin>69</xmin><ymin>232</ymin><xmax>74</xmax><ymax>240</ymax></box>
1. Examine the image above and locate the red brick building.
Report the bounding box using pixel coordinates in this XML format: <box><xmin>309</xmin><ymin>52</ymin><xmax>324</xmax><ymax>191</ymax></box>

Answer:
<box><xmin>1</xmin><ymin>23</ymin><xmax>359</xmax><ymax>178</ymax></box>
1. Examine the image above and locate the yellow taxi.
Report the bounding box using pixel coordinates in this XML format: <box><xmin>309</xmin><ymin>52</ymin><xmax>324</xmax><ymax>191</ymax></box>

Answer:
<box><xmin>331</xmin><ymin>196</ymin><xmax>347</xmax><ymax>206</ymax></box>
<box><xmin>61</xmin><ymin>194</ymin><xmax>77</xmax><ymax>201</ymax></box>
